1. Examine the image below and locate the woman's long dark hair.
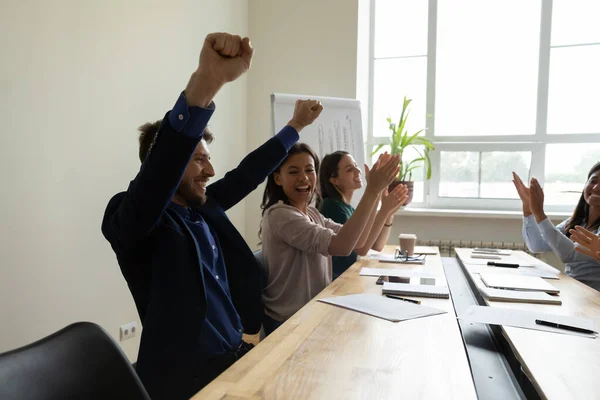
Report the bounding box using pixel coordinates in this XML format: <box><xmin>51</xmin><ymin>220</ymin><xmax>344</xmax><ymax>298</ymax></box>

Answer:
<box><xmin>260</xmin><ymin>142</ymin><xmax>321</xmax><ymax>218</ymax></box>
<box><xmin>319</xmin><ymin>151</ymin><xmax>349</xmax><ymax>203</ymax></box>
<box><xmin>563</xmin><ymin>161</ymin><xmax>600</xmax><ymax>237</ymax></box>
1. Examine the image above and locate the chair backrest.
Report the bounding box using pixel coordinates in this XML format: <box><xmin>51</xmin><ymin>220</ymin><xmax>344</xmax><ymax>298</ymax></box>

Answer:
<box><xmin>253</xmin><ymin>249</ymin><xmax>267</xmax><ymax>270</ymax></box>
<box><xmin>0</xmin><ymin>322</ymin><xmax>150</xmax><ymax>400</ymax></box>
<box><xmin>254</xmin><ymin>249</ymin><xmax>268</xmax><ymax>289</ymax></box>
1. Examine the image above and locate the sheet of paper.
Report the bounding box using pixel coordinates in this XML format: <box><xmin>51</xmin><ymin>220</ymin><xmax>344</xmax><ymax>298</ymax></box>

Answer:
<box><xmin>370</xmin><ymin>253</ymin><xmax>426</xmax><ymax>264</ymax></box>
<box><xmin>317</xmin><ymin>293</ymin><xmax>446</xmax><ymax>323</ymax></box>
<box><xmin>466</xmin><ymin>265</ymin><xmax>558</xmax><ymax>279</ymax></box>
<box><xmin>365</xmin><ymin>249</ymin><xmax>380</xmax><ymax>257</ymax></box>
<box><xmin>368</xmin><ymin>247</ymin><xmax>438</xmax><ymax>257</ymax></box>
<box><xmin>510</xmin><ymin>252</ymin><xmax>561</xmax><ymax>274</ymax></box>
<box><xmin>455</xmin><ymin>247</ymin><xmax>561</xmax><ymax>275</ymax></box>
<box><xmin>473</xmin><ymin>248</ymin><xmax>513</xmax><ymax>256</ymax></box>
<box><xmin>413</xmin><ymin>246</ymin><xmax>439</xmax><ymax>255</ymax></box>
<box><xmin>458</xmin><ymin>305</ymin><xmax>597</xmax><ymax>339</ymax></box>
<box><xmin>359</xmin><ymin>267</ymin><xmax>437</xmax><ymax>278</ymax></box>
<box><xmin>465</xmin><ymin>256</ymin><xmax>536</xmax><ymax>267</ymax></box>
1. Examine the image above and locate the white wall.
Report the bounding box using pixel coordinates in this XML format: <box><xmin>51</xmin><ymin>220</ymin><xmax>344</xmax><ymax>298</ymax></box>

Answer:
<box><xmin>245</xmin><ymin>0</ymin><xmax>360</xmax><ymax>247</ymax></box>
<box><xmin>0</xmin><ymin>0</ymin><xmax>248</xmax><ymax>360</ymax></box>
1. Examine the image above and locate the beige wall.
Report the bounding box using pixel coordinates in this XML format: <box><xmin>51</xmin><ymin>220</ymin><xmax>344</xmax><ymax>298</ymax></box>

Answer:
<box><xmin>0</xmin><ymin>0</ymin><xmax>248</xmax><ymax>360</ymax></box>
<box><xmin>245</xmin><ymin>0</ymin><xmax>360</xmax><ymax>246</ymax></box>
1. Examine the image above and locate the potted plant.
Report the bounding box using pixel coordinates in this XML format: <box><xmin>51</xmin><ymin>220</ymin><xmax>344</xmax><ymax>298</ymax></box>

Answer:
<box><xmin>371</xmin><ymin>96</ymin><xmax>434</xmax><ymax>206</ymax></box>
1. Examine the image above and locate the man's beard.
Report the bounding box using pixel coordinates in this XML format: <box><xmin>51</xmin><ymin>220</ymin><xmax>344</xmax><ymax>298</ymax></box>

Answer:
<box><xmin>176</xmin><ymin>180</ymin><xmax>207</xmax><ymax>208</ymax></box>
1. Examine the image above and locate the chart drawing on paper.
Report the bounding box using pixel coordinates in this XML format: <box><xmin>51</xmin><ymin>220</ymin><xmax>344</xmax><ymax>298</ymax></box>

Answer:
<box><xmin>271</xmin><ymin>93</ymin><xmax>366</xmax><ymax>206</ymax></box>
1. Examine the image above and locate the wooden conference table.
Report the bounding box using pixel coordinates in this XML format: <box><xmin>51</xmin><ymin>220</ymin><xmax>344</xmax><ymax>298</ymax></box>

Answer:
<box><xmin>195</xmin><ymin>246</ymin><xmax>600</xmax><ymax>399</ymax></box>
<box><xmin>455</xmin><ymin>248</ymin><xmax>600</xmax><ymax>400</ymax></box>
<box><xmin>194</xmin><ymin>246</ymin><xmax>477</xmax><ymax>400</ymax></box>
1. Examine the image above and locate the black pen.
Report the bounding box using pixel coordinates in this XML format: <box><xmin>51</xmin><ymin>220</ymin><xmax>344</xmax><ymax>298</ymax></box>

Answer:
<box><xmin>535</xmin><ymin>319</ymin><xmax>598</xmax><ymax>335</ymax></box>
<box><xmin>487</xmin><ymin>261</ymin><xmax>519</xmax><ymax>268</ymax></box>
<box><xmin>384</xmin><ymin>294</ymin><xmax>421</xmax><ymax>304</ymax></box>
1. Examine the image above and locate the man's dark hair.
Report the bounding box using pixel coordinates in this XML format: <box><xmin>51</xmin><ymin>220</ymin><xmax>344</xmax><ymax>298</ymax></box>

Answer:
<box><xmin>138</xmin><ymin>120</ymin><xmax>214</xmax><ymax>163</ymax></box>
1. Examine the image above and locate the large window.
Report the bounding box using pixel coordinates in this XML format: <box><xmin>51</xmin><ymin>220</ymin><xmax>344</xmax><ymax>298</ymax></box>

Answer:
<box><xmin>368</xmin><ymin>0</ymin><xmax>600</xmax><ymax>211</ymax></box>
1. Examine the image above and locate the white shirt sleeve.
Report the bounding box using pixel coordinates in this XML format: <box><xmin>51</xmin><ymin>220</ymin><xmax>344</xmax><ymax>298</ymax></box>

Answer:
<box><xmin>536</xmin><ymin>217</ymin><xmax>595</xmax><ymax>263</ymax></box>
<box><xmin>522</xmin><ymin>214</ymin><xmax>552</xmax><ymax>253</ymax></box>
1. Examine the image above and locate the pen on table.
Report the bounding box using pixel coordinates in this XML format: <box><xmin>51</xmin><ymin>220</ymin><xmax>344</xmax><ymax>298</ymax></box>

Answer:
<box><xmin>384</xmin><ymin>294</ymin><xmax>421</xmax><ymax>304</ymax></box>
<box><xmin>487</xmin><ymin>261</ymin><xmax>519</xmax><ymax>268</ymax></box>
<box><xmin>535</xmin><ymin>319</ymin><xmax>598</xmax><ymax>335</ymax></box>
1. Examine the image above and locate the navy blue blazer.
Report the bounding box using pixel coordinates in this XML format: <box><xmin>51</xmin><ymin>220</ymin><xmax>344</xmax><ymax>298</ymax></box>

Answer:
<box><xmin>102</xmin><ymin>113</ymin><xmax>295</xmax><ymax>400</ymax></box>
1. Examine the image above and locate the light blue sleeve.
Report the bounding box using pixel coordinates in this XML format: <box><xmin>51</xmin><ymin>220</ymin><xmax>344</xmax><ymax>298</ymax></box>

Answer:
<box><xmin>536</xmin><ymin>218</ymin><xmax>596</xmax><ymax>263</ymax></box>
<box><xmin>522</xmin><ymin>214</ymin><xmax>552</xmax><ymax>253</ymax></box>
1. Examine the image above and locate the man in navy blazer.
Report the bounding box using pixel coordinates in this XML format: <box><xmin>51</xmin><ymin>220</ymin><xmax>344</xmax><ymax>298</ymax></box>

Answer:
<box><xmin>101</xmin><ymin>32</ymin><xmax>323</xmax><ymax>400</ymax></box>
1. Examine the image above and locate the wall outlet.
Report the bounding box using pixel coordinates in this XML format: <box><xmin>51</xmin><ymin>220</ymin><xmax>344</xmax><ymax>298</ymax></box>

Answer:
<box><xmin>119</xmin><ymin>321</ymin><xmax>137</xmax><ymax>342</ymax></box>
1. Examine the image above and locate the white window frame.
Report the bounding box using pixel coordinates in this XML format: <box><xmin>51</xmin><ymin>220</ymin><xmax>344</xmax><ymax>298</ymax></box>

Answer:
<box><xmin>366</xmin><ymin>0</ymin><xmax>600</xmax><ymax>212</ymax></box>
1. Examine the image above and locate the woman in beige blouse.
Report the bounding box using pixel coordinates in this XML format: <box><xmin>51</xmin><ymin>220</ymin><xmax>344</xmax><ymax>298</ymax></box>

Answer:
<box><xmin>259</xmin><ymin>144</ymin><xmax>402</xmax><ymax>335</ymax></box>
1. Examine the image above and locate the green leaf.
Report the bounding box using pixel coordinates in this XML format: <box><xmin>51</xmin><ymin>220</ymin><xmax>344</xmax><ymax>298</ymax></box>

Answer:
<box><xmin>403</xmin><ymin>128</ymin><xmax>425</xmax><ymax>148</ymax></box>
<box><xmin>424</xmin><ymin>148</ymin><xmax>432</xmax><ymax>180</ymax></box>
<box><xmin>406</xmin><ymin>157</ymin><xmax>426</xmax><ymax>166</ymax></box>
<box><xmin>397</xmin><ymin>97</ymin><xmax>410</xmax><ymax>134</ymax></box>
<box><xmin>414</xmin><ymin>136</ymin><xmax>435</xmax><ymax>150</ymax></box>
<box><xmin>370</xmin><ymin>144</ymin><xmax>384</xmax><ymax>157</ymax></box>
<box><xmin>415</xmin><ymin>147</ymin><xmax>432</xmax><ymax>180</ymax></box>
<box><xmin>404</xmin><ymin>165</ymin><xmax>421</xmax><ymax>174</ymax></box>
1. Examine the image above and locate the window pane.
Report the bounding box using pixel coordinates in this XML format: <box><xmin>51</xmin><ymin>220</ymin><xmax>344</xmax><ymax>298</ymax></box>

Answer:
<box><xmin>372</xmin><ymin>57</ymin><xmax>426</xmax><ymax>137</ymax></box>
<box><xmin>547</xmin><ymin>45</ymin><xmax>600</xmax><ymax>134</ymax></box>
<box><xmin>439</xmin><ymin>151</ymin><xmax>479</xmax><ymax>198</ymax></box>
<box><xmin>374</xmin><ymin>0</ymin><xmax>428</xmax><ymax>58</ymax></box>
<box><xmin>371</xmin><ymin>145</ymin><xmax>424</xmax><ymax>203</ymax></box>
<box><xmin>435</xmin><ymin>0</ymin><xmax>540</xmax><ymax>136</ymax></box>
<box><xmin>544</xmin><ymin>143</ymin><xmax>600</xmax><ymax>205</ymax></box>
<box><xmin>551</xmin><ymin>0</ymin><xmax>600</xmax><ymax>46</ymax></box>
<box><xmin>439</xmin><ymin>151</ymin><xmax>531</xmax><ymax>199</ymax></box>
<box><xmin>480</xmin><ymin>152</ymin><xmax>531</xmax><ymax>199</ymax></box>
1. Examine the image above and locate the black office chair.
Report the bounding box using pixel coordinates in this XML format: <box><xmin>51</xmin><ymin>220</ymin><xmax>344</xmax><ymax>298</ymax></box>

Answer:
<box><xmin>253</xmin><ymin>249</ymin><xmax>269</xmax><ymax>340</ymax></box>
<box><xmin>0</xmin><ymin>321</ymin><xmax>150</xmax><ymax>400</ymax></box>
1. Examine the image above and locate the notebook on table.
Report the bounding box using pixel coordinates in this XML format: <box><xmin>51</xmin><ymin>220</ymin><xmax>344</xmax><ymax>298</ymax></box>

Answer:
<box><xmin>479</xmin><ymin>286</ymin><xmax>562</xmax><ymax>305</ymax></box>
<box><xmin>382</xmin><ymin>282</ymin><xmax>450</xmax><ymax>299</ymax></box>
<box><xmin>480</xmin><ymin>273</ymin><xmax>560</xmax><ymax>295</ymax></box>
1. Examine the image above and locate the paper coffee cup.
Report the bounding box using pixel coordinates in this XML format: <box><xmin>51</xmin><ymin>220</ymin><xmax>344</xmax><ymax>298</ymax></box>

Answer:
<box><xmin>399</xmin><ymin>233</ymin><xmax>417</xmax><ymax>256</ymax></box>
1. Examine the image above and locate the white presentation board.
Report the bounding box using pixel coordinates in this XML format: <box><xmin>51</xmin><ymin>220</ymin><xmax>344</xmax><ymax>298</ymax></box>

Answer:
<box><xmin>271</xmin><ymin>93</ymin><xmax>366</xmax><ymax>206</ymax></box>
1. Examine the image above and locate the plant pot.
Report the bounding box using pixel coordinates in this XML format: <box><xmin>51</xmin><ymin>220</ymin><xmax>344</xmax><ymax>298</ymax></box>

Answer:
<box><xmin>389</xmin><ymin>180</ymin><xmax>414</xmax><ymax>207</ymax></box>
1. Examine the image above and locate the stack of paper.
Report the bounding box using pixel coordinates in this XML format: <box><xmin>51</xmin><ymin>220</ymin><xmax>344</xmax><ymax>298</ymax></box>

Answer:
<box><xmin>479</xmin><ymin>286</ymin><xmax>562</xmax><ymax>305</ymax></box>
<box><xmin>466</xmin><ymin>265</ymin><xmax>558</xmax><ymax>280</ymax></box>
<box><xmin>359</xmin><ymin>267</ymin><xmax>436</xmax><ymax>278</ymax></box>
<box><xmin>480</xmin><ymin>273</ymin><xmax>560</xmax><ymax>294</ymax></box>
